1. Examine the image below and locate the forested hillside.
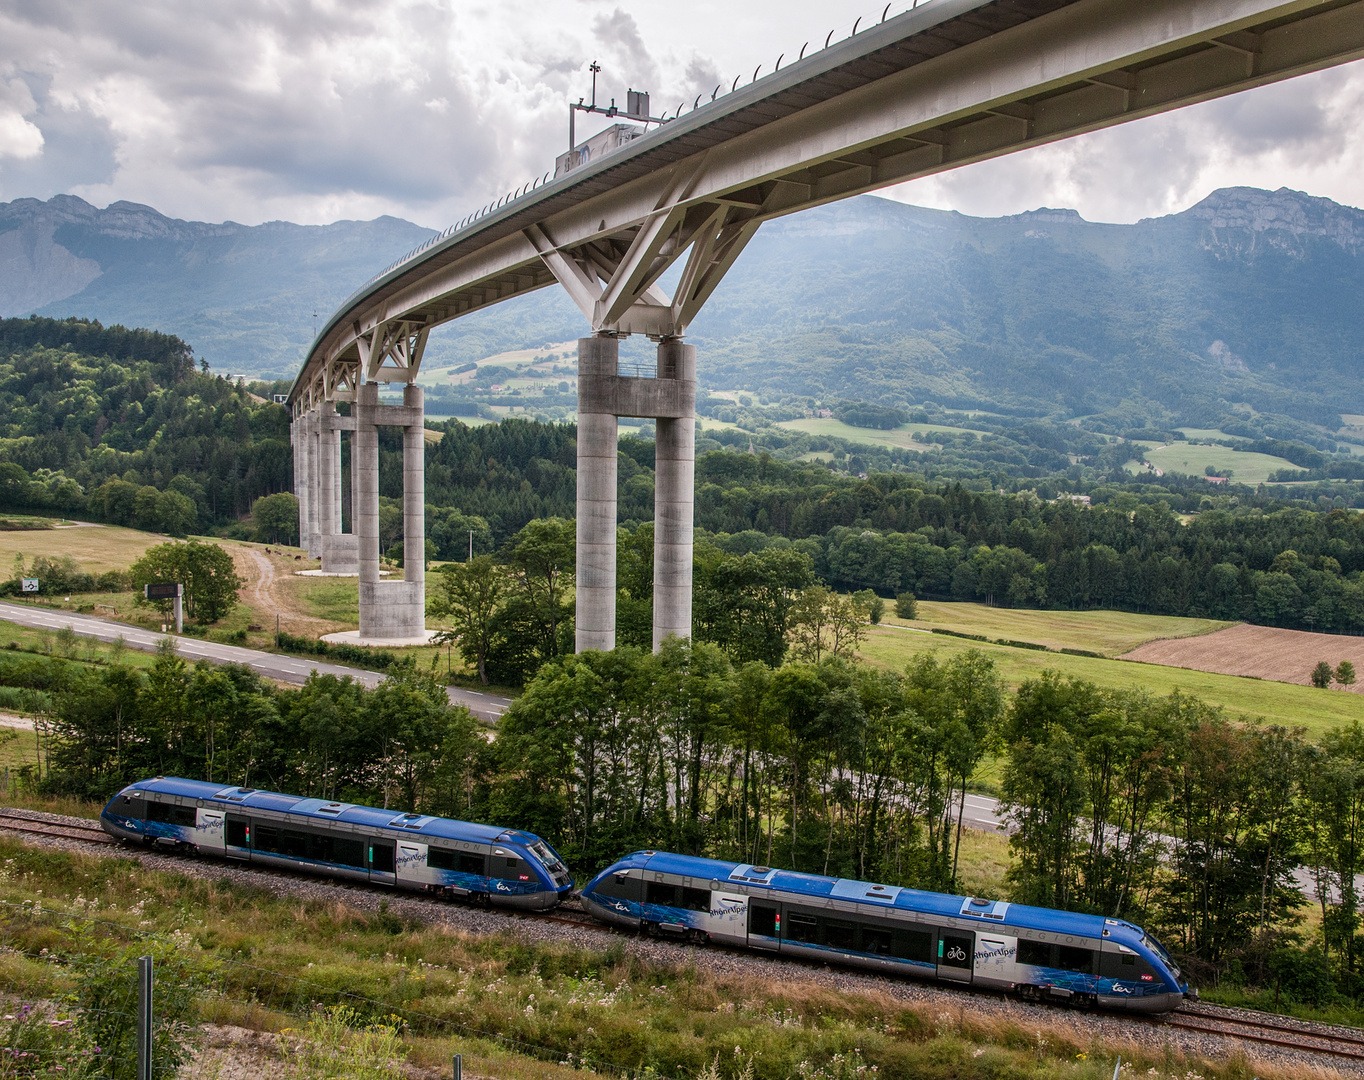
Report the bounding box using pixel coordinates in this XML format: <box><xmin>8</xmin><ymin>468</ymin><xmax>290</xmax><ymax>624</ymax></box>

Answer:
<box><xmin>0</xmin><ymin>316</ymin><xmax>291</xmax><ymax>531</ymax></box>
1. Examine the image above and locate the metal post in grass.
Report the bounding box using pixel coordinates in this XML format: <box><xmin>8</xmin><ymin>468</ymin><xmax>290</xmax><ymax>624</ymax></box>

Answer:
<box><xmin>137</xmin><ymin>955</ymin><xmax>153</xmax><ymax>1080</ymax></box>
<box><xmin>453</xmin><ymin>1052</ymin><xmax>462</xmax><ymax>1080</ymax></box>
<box><xmin>1111</xmin><ymin>1057</ymin><xmax>1121</xmax><ymax>1080</ymax></box>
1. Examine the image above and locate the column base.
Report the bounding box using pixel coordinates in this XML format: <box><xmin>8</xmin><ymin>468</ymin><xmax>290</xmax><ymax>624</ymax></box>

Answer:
<box><xmin>306</xmin><ymin>532</ymin><xmax>322</xmax><ymax>560</ymax></box>
<box><xmin>320</xmin><ymin>534</ymin><xmax>359</xmax><ymax>574</ymax></box>
<box><xmin>321</xmin><ymin>628</ymin><xmax>438</xmax><ymax>648</ymax></box>
<box><xmin>357</xmin><ymin>579</ymin><xmax>427</xmax><ymax>642</ymax></box>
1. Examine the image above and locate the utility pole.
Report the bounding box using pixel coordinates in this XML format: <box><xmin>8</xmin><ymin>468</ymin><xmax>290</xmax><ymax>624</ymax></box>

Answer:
<box><xmin>469</xmin><ymin>529</ymin><xmax>474</xmax><ymax>561</ymax></box>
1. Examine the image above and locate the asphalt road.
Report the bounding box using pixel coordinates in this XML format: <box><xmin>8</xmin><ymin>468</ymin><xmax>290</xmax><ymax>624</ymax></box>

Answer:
<box><xmin>0</xmin><ymin>600</ymin><xmax>510</xmax><ymax>722</ymax></box>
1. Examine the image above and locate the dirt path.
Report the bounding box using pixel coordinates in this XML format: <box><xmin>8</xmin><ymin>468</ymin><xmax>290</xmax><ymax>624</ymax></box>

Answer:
<box><xmin>1122</xmin><ymin>622</ymin><xmax>1364</xmax><ymax>691</ymax></box>
<box><xmin>232</xmin><ymin>546</ymin><xmax>348</xmax><ymax>636</ymax></box>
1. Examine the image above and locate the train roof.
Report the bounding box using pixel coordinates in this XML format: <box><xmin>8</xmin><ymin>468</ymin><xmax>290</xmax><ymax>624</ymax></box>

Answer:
<box><xmin>118</xmin><ymin>777</ymin><xmax>540</xmax><ymax>846</ymax></box>
<box><xmin>612</xmin><ymin>850</ymin><xmax>1142</xmax><ymax>943</ymax></box>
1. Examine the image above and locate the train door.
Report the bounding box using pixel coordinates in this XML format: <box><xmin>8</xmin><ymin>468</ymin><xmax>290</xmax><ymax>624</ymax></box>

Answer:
<box><xmin>396</xmin><ymin>842</ymin><xmax>427</xmax><ymax>887</ymax></box>
<box><xmin>369</xmin><ymin>839</ymin><xmax>396</xmax><ymax>885</ymax></box>
<box><xmin>224</xmin><ymin>815</ymin><xmax>250</xmax><ymax>861</ymax></box>
<box><xmin>708</xmin><ymin>890</ymin><xmax>748</xmax><ymax>944</ymax></box>
<box><xmin>937</xmin><ymin>929</ymin><xmax>974</xmax><ymax>984</ymax></box>
<box><xmin>973</xmin><ymin>934</ymin><xmax>1018</xmax><ymax>986</ymax></box>
<box><xmin>747</xmin><ymin>900</ymin><xmax>781</xmax><ymax>951</ymax></box>
<box><xmin>196</xmin><ymin>808</ymin><xmax>226</xmax><ymax>854</ymax></box>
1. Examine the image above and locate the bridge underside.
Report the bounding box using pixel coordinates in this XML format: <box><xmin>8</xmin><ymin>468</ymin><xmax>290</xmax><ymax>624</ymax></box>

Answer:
<box><xmin>288</xmin><ymin>0</ymin><xmax>1364</xmax><ymax>648</ymax></box>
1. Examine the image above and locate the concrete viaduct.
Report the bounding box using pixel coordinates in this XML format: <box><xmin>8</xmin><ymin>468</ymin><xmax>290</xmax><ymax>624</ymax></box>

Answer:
<box><xmin>288</xmin><ymin>0</ymin><xmax>1364</xmax><ymax>648</ymax></box>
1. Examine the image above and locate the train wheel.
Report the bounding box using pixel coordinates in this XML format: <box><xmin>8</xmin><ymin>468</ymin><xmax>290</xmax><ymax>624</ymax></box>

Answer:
<box><xmin>687</xmin><ymin>929</ymin><xmax>710</xmax><ymax>946</ymax></box>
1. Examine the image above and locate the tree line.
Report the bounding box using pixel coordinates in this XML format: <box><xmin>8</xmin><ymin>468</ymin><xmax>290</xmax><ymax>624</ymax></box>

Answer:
<box><xmin>22</xmin><ymin>636</ymin><xmax>1364</xmax><ymax>1006</ymax></box>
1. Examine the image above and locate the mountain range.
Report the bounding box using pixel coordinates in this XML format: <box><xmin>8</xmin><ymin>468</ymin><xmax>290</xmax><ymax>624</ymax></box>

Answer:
<box><xmin>5</xmin><ymin>186</ymin><xmax>1364</xmax><ymax>435</ymax></box>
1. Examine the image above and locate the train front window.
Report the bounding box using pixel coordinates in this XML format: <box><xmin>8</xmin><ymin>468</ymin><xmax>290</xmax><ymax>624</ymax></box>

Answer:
<box><xmin>528</xmin><ymin>840</ymin><xmax>564</xmax><ymax>872</ymax></box>
<box><xmin>1142</xmin><ymin>934</ymin><xmax>1179</xmax><ymax>980</ymax></box>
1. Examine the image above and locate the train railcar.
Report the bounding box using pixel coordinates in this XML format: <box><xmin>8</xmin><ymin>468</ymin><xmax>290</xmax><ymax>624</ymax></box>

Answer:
<box><xmin>101</xmin><ymin>777</ymin><xmax>573</xmax><ymax>910</ymax></box>
<box><xmin>582</xmin><ymin>851</ymin><xmax>1191</xmax><ymax>1013</ymax></box>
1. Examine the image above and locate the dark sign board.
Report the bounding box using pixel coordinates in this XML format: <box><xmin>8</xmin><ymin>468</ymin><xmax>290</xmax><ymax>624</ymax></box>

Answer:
<box><xmin>144</xmin><ymin>582</ymin><xmax>182</xmax><ymax>600</ymax></box>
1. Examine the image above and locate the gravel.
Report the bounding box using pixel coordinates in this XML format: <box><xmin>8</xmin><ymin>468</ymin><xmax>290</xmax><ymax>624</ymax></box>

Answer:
<box><xmin>5</xmin><ymin>808</ymin><xmax>1362</xmax><ymax>1077</ymax></box>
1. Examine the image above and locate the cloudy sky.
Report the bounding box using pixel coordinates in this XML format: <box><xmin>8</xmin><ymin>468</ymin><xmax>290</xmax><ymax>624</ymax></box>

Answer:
<box><xmin>3</xmin><ymin>0</ymin><xmax>1364</xmax><ymax>229</ymax></box>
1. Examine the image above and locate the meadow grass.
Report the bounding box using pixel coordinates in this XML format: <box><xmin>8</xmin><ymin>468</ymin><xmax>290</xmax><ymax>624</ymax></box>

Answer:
<box><xmin>860</xmin><ymin>626</ymin><xmax>1364</xmax><ymax>738</ymax></box>
<box><xmin>774</xmin><ymin>417</ymin><xmax>978</xmax><ymax>450</ymax></box>
<box><xmin>1141</xmin><ymin>442</ymin><xmax>1298</xmax><ymax>483</ymax></box>
<box><xmin>0</xmin><ymin>838</ymin><xmax>1285</xmax><ymax>1080</ymax></box>
<box><xmin>887</xmin><ymin>601</ymin><xmax>1230</xmax><ymax>657</ymax></box>
<box><xmin>0</xmin><ymin>523</ymin><xmax>168</xmax><ymax>572</ymax></box>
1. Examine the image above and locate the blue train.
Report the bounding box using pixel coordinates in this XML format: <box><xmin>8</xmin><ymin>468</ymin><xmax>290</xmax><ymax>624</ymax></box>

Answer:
<box><xmin>100</xmin><ymin>777</ymin><xmax>573</xmax><ymax>910</ymax></box>
<box><xmin>582</xmin><ymin>850</ymin><xmax>1193</xmax><ymax>1013</ymax></box>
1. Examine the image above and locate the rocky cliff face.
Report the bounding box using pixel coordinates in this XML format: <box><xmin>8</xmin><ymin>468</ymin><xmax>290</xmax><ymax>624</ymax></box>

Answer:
<box><xmin>1180</xmin><ymin>186</ymin><xmax>1364</xmax><ymax>255</ymax></box>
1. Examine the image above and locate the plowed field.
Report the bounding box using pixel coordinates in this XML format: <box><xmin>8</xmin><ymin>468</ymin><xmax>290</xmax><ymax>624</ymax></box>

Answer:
<box><xmin>1121</xmin><ymin>623</ymin><xmax>1364</xmax><ymax>692</ymax></box>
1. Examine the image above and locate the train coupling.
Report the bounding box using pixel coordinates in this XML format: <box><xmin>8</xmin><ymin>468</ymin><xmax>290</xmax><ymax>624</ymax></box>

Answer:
<box><xmin>1183</xmin><ymin>987</ymin><xmax>1200</xmax><ymax>1001</ymax></box>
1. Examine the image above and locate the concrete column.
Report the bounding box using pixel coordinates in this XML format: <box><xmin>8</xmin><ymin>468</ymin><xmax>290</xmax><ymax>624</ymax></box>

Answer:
<box><xmin>403</xmin><ymin>384</ymin><xmax>425</xmax><ymax>587</ymax></box>
<box><xmin>318</xmin><ymin>404</ymin><xmax>336</xmax><ymax>536</ymax></box>
<box><xmin>653</xmin><ymin>339</ymin><xmax>697</xmax><ymax>650</ymax></box>
<box><xmin>292</xmin><ymin>416</ymin><xmax>308</xmax><ymax>547</ymax></box>
<box><xmin>305</xmin><ymin>413</ymin><xmax>321</xmax><ymax>557</ymax></box>
<box><xmin>332</xmin><ymin>428</ymin><xmax>344</xmax><ymax>533</ymax></box>
<box><xmin>575</xmin><ymin>336</ymin><xmax>619</xmax><ymax>652</ymax></box>
<box><xmin>355</xmin><ymin>385</ymin><xmax>380</xmax><ymax>586</ymax></box>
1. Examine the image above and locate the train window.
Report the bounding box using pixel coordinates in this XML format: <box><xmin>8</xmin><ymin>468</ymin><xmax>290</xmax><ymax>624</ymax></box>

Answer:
<box><xmin>786</xmin><ymin>912</ymin><xmax>819</xmax><ymax>945</ymax></box>
<box><xmin>1100</xmin><ymin>949</ymin><xmax>1155</xmax><ymax>980</ymax></box>
<box><xmin>1056</xmin><ymin>945</ymin><xmax>1095</xmax><ymax>974</ymax></box>
<box><xmin>459</xmin><ymin>853</ymin><xmax>486</xmax><ymax>875</ymax></box>
<box><xmin>1017</xmin><ymin>940</ymin><xmax>1052</xmax><ymax>967</ymax></box>
<box><xmin>681</xmin><ymin>887</ymin><xmax>711</xmax><ymax>912</ymax></box>
<box><xmin>146</xmin><ymin>802</ymin><xmax>196</xmax><ymax>827</ymax></box>
<box><xmin>748</xmin><ymin>903</ymin><xmax>778</xmax><ymax>937</ymax></box>
<box><xmin>280</xmin><ymin>830</ymin><xmax>309</xmax><ymax>858</ymax></box>
<box><xmin>595</xmin><ymin>872</ymin><xmax>642</xmax><ymax>902</ymax></box>
<box><xmin>254</xmin><ymin>825</ymin><xmax>281</xmax><ymax>853</ymax></box>
<box><xmin>427</xmin><ymin>848</ymin><xmax>454</xmax><ymax>871</ymax></box>
<box><xmin>938</xmin><ymin>933</ymin><xmax>973</xmax><ymax>969</ymax></box>
<box><xmin>860</xmin><ymin>927</ymin><xmax>894</xmax><ymax>955</ymax></box>
<box><xmin>646</xmin><ymin>881</ymin><xmax>679</xmax><ymax>907</ymax></box>
<box><xmin>308</xmin><ymin>833</ymin><xmax>364</xmax><ymax>868</ymax></box>
<box><xmin>893</xmin><ymin>929</ymin><xmax>933</xmax><ymax>963</ymax></box>
<box><xmin>823</xmin><ymin>919</ymin><xmax>858</xmax><ymax>951</ymax></box>
<box><xmin>119</xmin><ymin>795</ymin><xmax>147</xmax><ymax>818</ymax></box>
<box><xmin>226</xmin><ymin>819</ymin><xmax>248</xmax><ymax>847</ymax></box>
<box><xmin>370</xmin><ymin>843</ymin><xmax>395</xmax><ymax>873</ymax></box>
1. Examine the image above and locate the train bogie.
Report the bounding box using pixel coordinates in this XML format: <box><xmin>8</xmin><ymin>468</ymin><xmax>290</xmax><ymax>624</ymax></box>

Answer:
<box><xmin>100</xmin><ymin>777</ymin><xmax>572</xmax><ymax>911</ymax></box>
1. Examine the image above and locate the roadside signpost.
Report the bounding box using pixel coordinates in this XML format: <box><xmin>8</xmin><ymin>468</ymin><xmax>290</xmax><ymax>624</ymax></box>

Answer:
<box><xmin>144</xmin><ymin>582</ymin><xmax>183</xmax><ymax>633</ymax></box>
<box><xmin>19</xmin><ymin>579</ymin><xmax>37</xmax><ymax>594</ymax></box>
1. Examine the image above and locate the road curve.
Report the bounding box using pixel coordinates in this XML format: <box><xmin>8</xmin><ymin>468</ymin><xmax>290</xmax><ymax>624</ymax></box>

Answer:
<box><xmin>0</xmin><ymin>601</ymin><xmax>509</xmax><ymax>722</ymax></box>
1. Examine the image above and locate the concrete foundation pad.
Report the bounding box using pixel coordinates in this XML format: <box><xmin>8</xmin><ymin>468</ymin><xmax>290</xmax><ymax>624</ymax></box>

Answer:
<box><xmin>295</xmin><ymin>569</ymin><xmax>392</xmax><ymax>578</ymax></box>
<box><xmin>320</xmin><ymin>629</ymin><xmax>439</xmax><ymax>647</ymax></box>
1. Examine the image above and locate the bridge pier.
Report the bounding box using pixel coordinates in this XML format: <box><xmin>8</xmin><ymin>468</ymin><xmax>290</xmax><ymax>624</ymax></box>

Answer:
<box><xmin>352</xmin><ymin>383</ymin><xmax>429</xmax><ymax>643</ymax></box>
<box><xmin>575</xmin><ymin>335</ymin><xmax>696</xmax><ymax>653</ymax></box>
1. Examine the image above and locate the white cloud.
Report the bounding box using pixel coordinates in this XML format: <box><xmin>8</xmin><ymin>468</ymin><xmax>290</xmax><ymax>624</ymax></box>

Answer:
<box><xmin>1</xmin><ymin>0</ymin><xmax>1363</xmax><ymax>226</ymax></box>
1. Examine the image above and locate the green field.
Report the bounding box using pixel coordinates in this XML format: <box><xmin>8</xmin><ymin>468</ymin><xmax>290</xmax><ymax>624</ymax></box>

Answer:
<box><xmin>888</xmin><ymin>601</ymin><xmax>1231</xmax><ymax>656</ymax></box>
<box><xmin>775</xmin><ymin>416</ymin><xmax>979</xmax><ymax>450</ymax></box>
<box><xmin>861</xmin><ymin>625</ymin><xmax>1364</xmax><ymax>738</ymax></box>
<box><xmin>1138</xmin><ymin>441</ymin><xmax>1298</xmax><ymax>482</ymax></box>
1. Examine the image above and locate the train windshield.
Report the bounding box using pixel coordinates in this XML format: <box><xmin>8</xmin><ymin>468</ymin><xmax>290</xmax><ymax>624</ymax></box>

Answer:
<box><xmin>527</xmin><ymin>840</ymin><xmax>565</xmax><ymax>872</ymax></box>
<box><xmin>1142</xmin><ymin>933</ymin><xmax>1180</xmax><ymax>980</ymax></box>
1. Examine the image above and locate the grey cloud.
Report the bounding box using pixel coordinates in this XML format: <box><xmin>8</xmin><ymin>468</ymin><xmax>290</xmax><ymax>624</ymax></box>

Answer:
<box><xmin>0</xmin><ymin>72</ymin><xmax>116</xmax><ymax>197</ymax></box>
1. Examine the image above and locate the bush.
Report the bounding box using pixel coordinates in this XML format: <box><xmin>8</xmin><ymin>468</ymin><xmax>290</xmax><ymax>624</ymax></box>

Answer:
<box><xmin>274</xmin><ymin>631</ymin><xmax>395</xmax><ymax>670</ymax></box>
<box><xmin>851</xmin><ymin>589</ymin><xmax>884</xmax><ymax>625</ymax></box>
<box><xmin>1268</xmin><ymin>945</ymin><xmax>1335</xmax><ymax>1007</ymax></box>
<box><xmin>1336</xmin><ymin>660</ymin><xmax>1357</xmax><ymax>687</ymax></box>
<box><xmin>894</xmin><ymin>592</ymin><xmax>918</xmax><ymax>619</ymax></box>
<box><xmin>1311</xmin><ymin>660</ymin><xmax>1334</xmax><ymax>688</ymax></box>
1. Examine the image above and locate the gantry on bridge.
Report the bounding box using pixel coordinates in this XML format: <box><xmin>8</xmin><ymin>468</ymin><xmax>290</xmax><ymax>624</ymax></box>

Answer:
<box><xmin>287</xmin><ymin>0</ymin><xmax>1364</xmax><ymax>647</ymax></box>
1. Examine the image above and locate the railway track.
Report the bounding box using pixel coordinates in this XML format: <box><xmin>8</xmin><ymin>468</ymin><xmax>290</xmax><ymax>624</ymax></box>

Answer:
<box><xmin>1158</xmin><ymin>1004</ymin><xmax>1364</xmax><ymax>1063</ymax></box>
<box><xmin>0</xmin><ymin>809</ymin><xmax>114</xmax><ymax>846</ymax></box>
<box><xmin>8</xmin><ymin>807</ymin><xmax>1364</xmax><ymax>1068</ymax></box>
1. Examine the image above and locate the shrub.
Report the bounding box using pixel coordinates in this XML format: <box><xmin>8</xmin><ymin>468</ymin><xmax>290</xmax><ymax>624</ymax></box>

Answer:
<box><xmin>894</xmin><ymin>592</ymin><xmax>917</xmax><ymax>619</ymax></box>
<box><xmin>850</xmin><ymin>589</ymin><xmax>884</xmax><ymax>625</ymax></box>
<box><xmin>1311</xmin><ymin>660</ymin><xmax>1334</xmax><ymax>688</ymax></box>
<box><xmin>1336</xmin><ymin>660</ymin><xmax>1357</xmax><ymax>687</ymax></box>
<box><xmin>274</xmin><ymin>631</ymin><xmax>395</xmax><ymax>670</ymax></box>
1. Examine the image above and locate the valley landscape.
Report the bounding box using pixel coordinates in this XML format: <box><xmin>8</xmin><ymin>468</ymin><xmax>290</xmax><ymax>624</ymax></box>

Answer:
<box><xmin>7</xmin><ymin>3</ymin><xmax>1364</xmax><ymax>1076</ymax></box>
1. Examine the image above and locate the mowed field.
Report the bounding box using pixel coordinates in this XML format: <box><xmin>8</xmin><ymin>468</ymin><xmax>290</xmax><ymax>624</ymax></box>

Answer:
<box><xmin>1123</xmin><ymin>623</ymin><xmax>1364</xmax><ymax>693</ymax></box>
<box><xmin>775</xmin><ymin>417</ymin><xmax>979</xmax><ymax>450</ymax></box>
<box><xmin>866</xmin><ymin>602</ymin><xmax>1364</xmax><ymax>737</ymax></box>
<box><xmin>886</xmin><ymin>601</ymin><xmax>1231</xmax><ymax>656</ymax></box>
<box><xmin>0</xmin><ymin>522</ymin><xmax>164</xmax><ymax>571</ymax></box>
